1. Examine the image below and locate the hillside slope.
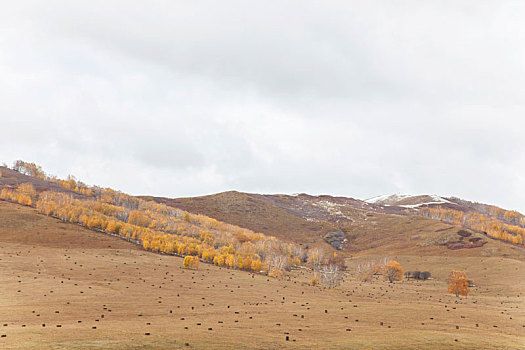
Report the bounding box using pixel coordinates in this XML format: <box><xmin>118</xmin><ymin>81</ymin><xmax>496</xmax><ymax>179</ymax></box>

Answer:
<box><xmin>0</xmin><ymin>166</ymin><xmax>88</xmax><ymax>198</ymax></box>
<box><xmin>1</xmin><ymin>200</ymin><xmax>524</xmax><ymax>349</ymax></box>
<box><xmin>5</xmin><ymin>162</ymin><xmax>522</xmax><ymax>259</ymax></box>
<box><xmin>146</xmin><ymin>192</ymin><xmax>525</xmax><ymax>260</ymax></box>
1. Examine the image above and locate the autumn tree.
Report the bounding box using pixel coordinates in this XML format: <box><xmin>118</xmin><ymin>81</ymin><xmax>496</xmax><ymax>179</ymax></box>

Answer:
<box><xmin>183</xmin><ymin>256</ymin><xmax>199</xmax><ymax>269</ymax></box>
<box><xmin>12</xmin><ymin>160</ymin><xmax>46</xmax><ymax>179</ymax></box>
<box><xmin>250</xmin><ymin>258</ymin><xmax>263</xmax><ymax>272</ymax></box>
<box><xmin>448</xmin><ymin>270</ymin><xmax>469</xmax><ymax>297</ymax></box>
<box><xmin>383</xmin><ymin>261</ymin><xmax>403</xmax><ymax>283</ymax></box>
<box><xmin>356</xmin><ymin>262</ymin><xmax>373</xmax><ymax>282</ymax></box>
<box><xmin>307</xmin><ymin>248</ymin><xmax>325</xmax><ymax>272</ymax></box>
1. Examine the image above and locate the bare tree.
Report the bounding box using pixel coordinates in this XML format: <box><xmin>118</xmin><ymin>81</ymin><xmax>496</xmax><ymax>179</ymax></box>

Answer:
<box><xmin>308</xmin><ymin>248</ymin><xmax>325</xmax><ymax>272</ymax></box>
<box><xmin>266</xmin><ymin>253</ymin><xmax>288</xmax><ymax>278</ymax></box>
<box><xmin>12</xmin><ymin>160</ymin><xmax>24</xmax><ymax>172</ymax></box>
<box><xmin>357</xmin><ymin>262</ymin><xmax>373</xmax><ymax>281</ymax></box>
<box><xmin>320</xmin><ymin>263</ymin><xmax>342</xmax><ymax>288</ymax></box>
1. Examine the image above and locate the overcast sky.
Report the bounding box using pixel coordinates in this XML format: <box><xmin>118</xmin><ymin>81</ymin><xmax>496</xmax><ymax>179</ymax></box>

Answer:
<box><xmin>1</xmin><ymin>1</ymin><xmax>525</xmax><ymax>211</ymax></box>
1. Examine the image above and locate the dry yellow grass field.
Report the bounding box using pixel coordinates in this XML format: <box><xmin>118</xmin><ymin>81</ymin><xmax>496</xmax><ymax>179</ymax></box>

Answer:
<box><xmin>1</xmin><ymin>201</ymin><xmax>524</xmax><ymax>349</ymax></box>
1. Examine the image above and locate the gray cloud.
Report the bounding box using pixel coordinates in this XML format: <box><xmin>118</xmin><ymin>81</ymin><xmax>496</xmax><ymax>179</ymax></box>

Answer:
<box><xmin>1</xmin><ymin>1</ymin><xmax>525</xmax><ymax>212</ymax></box>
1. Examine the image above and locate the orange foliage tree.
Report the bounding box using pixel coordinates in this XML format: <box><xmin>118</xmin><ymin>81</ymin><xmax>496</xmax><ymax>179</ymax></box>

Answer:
<box><xmin>383</xmin><ymin>261</ymin><xmax>403</xmax><ymax>283</ymax></box>
<box><xmin>448</xmin><ymin>270</ymin><xmax>469</xmax><ymax>297</ymax></box>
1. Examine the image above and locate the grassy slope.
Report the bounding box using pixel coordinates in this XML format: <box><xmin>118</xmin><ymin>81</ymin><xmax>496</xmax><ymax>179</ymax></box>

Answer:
<box><xmin>1</xmin><ymin>200</ymin><xmax>524</xmax><ymax>349</ymax></box>
<box><xmin>0</xmin><ymin>166</ymin><xmax>86</xmax><ymax>198</ymax></box>
<box><xmin>340</xmin><ymin>211</ymin><xmax>525</xmax><ymax>259</ymax></box>
<box><xmin>146</xmin><ymin>192</ymin><xmax>525</xmax><ymax>261</ymax></box>
<box><xmin>144</xmin><ymin>191</ymin><xmax>426</xmax><ymax>248</ymax></box>
<box><xmin>143</xmin><ymin>191</ymin><xmax>338</xmax><ymax>248</ymax></box>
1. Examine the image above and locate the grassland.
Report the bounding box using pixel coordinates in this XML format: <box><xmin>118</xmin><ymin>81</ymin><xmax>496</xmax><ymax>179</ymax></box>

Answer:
<box><xmin>1</xmin><ymin>200</ymin><xmax>524</xmax><ymax>349</ymax></box>
<box><xmin>144</xmin><ymin>191</ymin><xmax>337</xmax><ymax>247</ymax></box>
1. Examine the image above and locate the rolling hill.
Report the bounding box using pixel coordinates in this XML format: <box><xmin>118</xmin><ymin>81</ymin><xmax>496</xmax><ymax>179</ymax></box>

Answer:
<box><xmin>145</xmin><ymin>192</ymin><xmax>525</xmax><ymax>260</ymax></box>
<box><xmin>1</xmin><ymin>198</ymin><xmax>524</xmax><ymax>349</ymax></box>
<box><xmin>2</xmin><ymin>162</ymin><xmax>524</xmax><ymax>261</ymax></box>
<box><xmin>1</xmin><ymin>162</ymin><xmax>525</xmax><ymax>349</ymax></box>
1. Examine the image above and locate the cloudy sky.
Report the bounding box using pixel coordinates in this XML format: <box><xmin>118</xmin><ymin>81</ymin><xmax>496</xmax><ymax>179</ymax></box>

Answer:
<box><xmin>1</xmin><ymin>1</ymin><xmax>525</xmax><ymax>211</ymax></box>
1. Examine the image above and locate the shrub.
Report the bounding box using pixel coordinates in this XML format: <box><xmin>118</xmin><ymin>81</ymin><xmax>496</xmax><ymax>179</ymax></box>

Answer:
<box><xmin>420</xmin><ymin>271</ymin><xmax>431</xmax><ymax>280</ymax></box>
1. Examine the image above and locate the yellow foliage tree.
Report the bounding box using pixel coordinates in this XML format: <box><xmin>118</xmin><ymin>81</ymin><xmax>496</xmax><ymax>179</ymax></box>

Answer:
<box><xmin>225</xmin><ymin>254</ymin><xmax>235</xmax><ymax>268</ymax></box>
<box><xmin>383</xmin><ymin>261</ymin><xmax>403</xmax><ymax>283</ymax></box>
<box><xmin>183</xmin><ymin>256</ymin><xmax>199</xmax><ymax>269</ymax></box>
<box><xmin>448</xmin><ymin>270</ymin><xmax>469</xmax><ymax>297</ymax></box>
<box><xmin>251</xmin><ymin>258</ymin><xmax>263</xmax><ymax>272</ymax></box>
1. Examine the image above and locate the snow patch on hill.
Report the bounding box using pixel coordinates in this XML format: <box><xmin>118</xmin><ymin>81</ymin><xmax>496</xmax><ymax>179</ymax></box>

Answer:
<box><xmin>306</xmin><ymin>199</ymin><xmax>354</xmax><ymax>220</ymax></box>
<box><xmin>365</xmin><ymin>194</ymin><xmax>453</xmax><ymax>208</ymax></box>
<box><xmin>365</xmin><ymin>194</ymin><xmax>412</xmax><ymax>204</ymax></box>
